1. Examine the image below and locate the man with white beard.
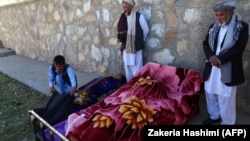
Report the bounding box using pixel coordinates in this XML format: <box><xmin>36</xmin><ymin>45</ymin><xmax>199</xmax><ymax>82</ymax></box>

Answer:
<box><xmin>202</xmin><ymin>1</ymin><xmax>249</xmax><ymax>125</ymax></box>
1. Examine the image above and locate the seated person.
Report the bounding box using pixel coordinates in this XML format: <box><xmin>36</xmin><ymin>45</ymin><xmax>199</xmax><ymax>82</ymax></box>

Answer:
<box><xmin>32</xmin><ymin>55</ymin><xmax>78</xmax><ymax>125</ymax></box>
<box><xmin>48</xmin><ymin>55</ymin><xmax>77</xmax><ymax>95</ymax></box>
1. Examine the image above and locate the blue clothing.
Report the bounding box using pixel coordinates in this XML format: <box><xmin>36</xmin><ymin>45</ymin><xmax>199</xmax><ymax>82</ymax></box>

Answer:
<box><xmin>48</xmin><ymin>65</ymin><xmax>77</xmax><ymax>94</ymax></box>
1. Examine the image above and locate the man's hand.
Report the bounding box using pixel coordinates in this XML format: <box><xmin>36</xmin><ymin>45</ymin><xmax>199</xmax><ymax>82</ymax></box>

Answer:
<box><xmin>50</xmin><ymin>86</ymin><xmax>57</xmax><ymax>94</ymax></box>
<box><xmin>209</xmin><ymin>55</ymin><xmax>221</xmax><ymax>67</ymax></box>
<box><xmin>70</xmin><ymin>87</ymin><xmax>77</xmax><ymax>95</ymax></box>
<box><xmin>120</xmin><ymin>43</ymin><xmax>125</xmax><ymax>55</ymax></box>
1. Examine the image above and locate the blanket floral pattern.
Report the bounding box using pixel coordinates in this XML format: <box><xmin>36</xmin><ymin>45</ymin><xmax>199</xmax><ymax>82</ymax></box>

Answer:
<box><xmin>66</xmin><ymin>62</ymin><xmax>203</xmax><ymax>141</ymax></box>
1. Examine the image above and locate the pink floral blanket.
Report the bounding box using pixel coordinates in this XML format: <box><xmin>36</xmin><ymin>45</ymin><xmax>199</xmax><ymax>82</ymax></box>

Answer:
<box><xmin>65</xmin><ymin>62</ymin><xmax>203</xmax><ymax>141</ymax></box>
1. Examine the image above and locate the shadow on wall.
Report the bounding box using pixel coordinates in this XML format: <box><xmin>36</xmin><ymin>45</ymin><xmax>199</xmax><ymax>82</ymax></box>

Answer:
<box><xmin>0</xmin><ymin>40</ymin><xmax>3</xmax><ymax>48</ymax></box>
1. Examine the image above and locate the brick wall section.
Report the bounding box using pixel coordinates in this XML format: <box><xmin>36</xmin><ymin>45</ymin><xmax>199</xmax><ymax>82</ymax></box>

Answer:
<box><xmin>0</xmin><ymin>0</ymin><xmax>250</xmax><ymax>113</ymax></box>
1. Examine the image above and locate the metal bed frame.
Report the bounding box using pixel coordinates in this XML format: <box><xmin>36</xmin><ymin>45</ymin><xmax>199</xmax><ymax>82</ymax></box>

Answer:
<box><xmin>28</xmin><ymin>110</ymin><xmax>69</xmax><ymax>141</ymax></box>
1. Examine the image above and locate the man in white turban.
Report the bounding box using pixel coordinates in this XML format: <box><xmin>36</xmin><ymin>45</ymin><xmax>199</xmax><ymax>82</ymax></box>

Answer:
<box><xmin>117</xmin><ymin>0</ymin><xmax>149</xmax><ymax>82</ymax></box>
<box><xmin>202</xmin><ymin>1</ymin><xmax>249</xmax><ymax>125</ymax></box>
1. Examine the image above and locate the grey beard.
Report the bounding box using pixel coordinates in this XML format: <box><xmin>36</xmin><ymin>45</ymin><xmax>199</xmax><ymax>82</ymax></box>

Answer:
<box><xmin>217</xmin><ymin>18</ymin><xmax>231</xmax><ymax>27</ymax></box>
<box><xmin>218</xmin><ymin>21</ymin><xmax>226</xmax><ymax>27</ymax></box>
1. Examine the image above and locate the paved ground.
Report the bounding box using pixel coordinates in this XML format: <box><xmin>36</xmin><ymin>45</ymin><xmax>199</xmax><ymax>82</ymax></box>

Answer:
<box><xmin>0</xmin><ymin>48</ymin><xmax>249</xmax><ymax>125</ymax></box>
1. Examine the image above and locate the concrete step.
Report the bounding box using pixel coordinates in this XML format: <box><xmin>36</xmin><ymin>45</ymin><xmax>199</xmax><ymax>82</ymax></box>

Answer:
<box><xmin>0</xmin><ymin>48</ymin><xmax>16</xmax><ymax>57</ymax></box>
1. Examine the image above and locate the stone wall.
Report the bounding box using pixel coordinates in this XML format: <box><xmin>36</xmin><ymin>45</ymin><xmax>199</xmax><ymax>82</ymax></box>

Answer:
<box><xmin>0</xmin><ymin>0</ymin><xmax>250</xmax><ymax>113</ymax></box>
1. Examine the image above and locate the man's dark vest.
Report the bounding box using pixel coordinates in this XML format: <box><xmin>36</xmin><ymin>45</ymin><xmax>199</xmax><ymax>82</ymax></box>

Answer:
<box><xmin>51</xmin><ymin>64</ymin><xmax>77</xmax><ymax>87</ymax></box>
<box><xmin>135</xmin><ymin>12</ymin><xmax>145</xmax><ymax>51</ymax></box>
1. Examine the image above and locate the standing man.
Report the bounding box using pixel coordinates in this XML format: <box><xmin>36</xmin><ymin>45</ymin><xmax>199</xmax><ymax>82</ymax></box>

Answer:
<box><xmin>202</xmin><ymin>1</ymin><xmax>249</xmax><ymax>125</ymax></box>
<box><xmin>117</xmin><ymin>0</ymin><xmax>149</xmax><ymax>82</ymax></box>
<box><xmin>49</xmin><ymin>55</ymin><xmax>77</xmax><ymax>95</ymax></box>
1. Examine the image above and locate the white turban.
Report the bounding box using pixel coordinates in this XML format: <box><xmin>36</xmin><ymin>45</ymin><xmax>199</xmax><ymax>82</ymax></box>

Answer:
<box><xmin>123</xmin><ymin>0</ymin><xmax>135</xmax><ymax>6</ymax></box>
